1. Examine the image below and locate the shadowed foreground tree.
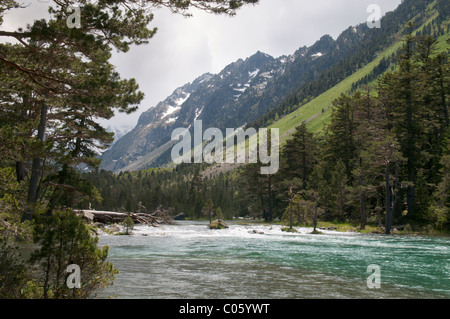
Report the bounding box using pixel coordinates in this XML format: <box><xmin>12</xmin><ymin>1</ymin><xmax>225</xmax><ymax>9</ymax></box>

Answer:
<box><xmin>30</xmin><ymin>209</ymin><xmax>118</xmax><ymax>299</ymax></box>
<box><xmin>0</xmin><ymin>0</ymin><xmax>261</xmax><ymax>299</ymax></box>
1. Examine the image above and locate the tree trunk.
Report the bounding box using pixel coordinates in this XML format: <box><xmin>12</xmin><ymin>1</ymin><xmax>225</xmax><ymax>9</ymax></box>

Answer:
<box><xmin>385</xmin><ymin>162</ymin><xmax>392</xmax><ymax>234</ymax></box>
<box><xmin>289</xmin><ymin>192</ymin><xmax>293</xmax><ymax>231</ymax></box>
<box><xmin>360</xmin><ymin>191</ymin><xmax>366</xmax><ymax>230</ymax></box>
<box><xmin>392</xmin><ymin>162</ymin><xmax>400</xmax><ymax>225</ymax></box>
<box><xmin>437</xmin><ymin>56</ymin><xmax>449</xmax><ymax>127</ymax></box>
<box><xmin>339</xmin><ymin>184</ymin><xmax>345</xmax><ymax>222</ymax></box>
<box><xmin>359</xmin><ymin>157</ymin><xmax>366</xmax><ymax>230</ymax></box>
<box><xmin>16</xmin><ymin>161</ymin><xmax>27</xmax><ymax>183</ymax></box>
<box><xmin>267</xmin><ymin>175</ymin><xmax>273</xmax><ymax>221</ymax></box>
<box><xmin>24</xmin><ymin>98</ymin><xmax>48</xmax><ymax>221</ymax></box>
<box><xmin>313</xmin><ymin>205</ymin><xmax>318</xmax><ymax>232</ymax></box>
<box><xmin>404</xmin><ymin>35</ymin><xmax>417</xmax><ymax>219</ymax></box>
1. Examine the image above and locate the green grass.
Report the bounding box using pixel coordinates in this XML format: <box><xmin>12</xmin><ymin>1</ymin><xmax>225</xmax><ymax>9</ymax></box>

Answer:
<box><xmin>435</xmin><ymin>29</ymin><xmax>450</xmax><ymax>53</ymax></box>
<box><xmin>315</xmin><ymin>221</ymin><xmax>381</xmax><ymax>233</ymax></box>
<box><xmin>280</xmin><ymin>226</ymin><xmax>298</xmax><ymax>233</ymax></box>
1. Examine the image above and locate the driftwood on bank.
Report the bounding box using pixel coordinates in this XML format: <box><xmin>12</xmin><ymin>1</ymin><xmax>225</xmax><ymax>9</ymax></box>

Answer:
<box><xmin>75</xmin><ymin>210</ymin><xmax>172</xmax><ymax>226</ymax></box>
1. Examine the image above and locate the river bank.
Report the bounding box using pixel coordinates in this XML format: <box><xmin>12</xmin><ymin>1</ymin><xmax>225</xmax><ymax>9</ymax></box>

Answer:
<box><xmin>184</xmin><ymin>218</ymin><xmax>450</xmax><ymax>236</ymax></box>
<box><xmin>95</xmin><ymin>216</ymin><xmax>450</xmax><ymax>238</ymax></box>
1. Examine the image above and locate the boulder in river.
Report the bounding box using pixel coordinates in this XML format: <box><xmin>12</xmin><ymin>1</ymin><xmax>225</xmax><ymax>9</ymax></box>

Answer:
<box><xmin>248</xmin><ymin>229</ymin><xmax>264</xmax><ymax>235</ymax></box>
<box><xmin>209</xmin><ymin>219</ymin><xmax>229</xmax><ymax>230</ymax></box>
<box><xmin>174</xmin><ymin>213</ymin><xmax>186</xmax><ymax>221</ymax></box>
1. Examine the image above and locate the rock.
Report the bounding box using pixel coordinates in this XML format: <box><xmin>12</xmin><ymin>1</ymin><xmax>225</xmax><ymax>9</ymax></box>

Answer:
<box><xmin>109</xmin><ymin>225</ymin><xmax>122</xmax><ymax>233</ymax></box>
<box><xmin>248</xmin><ymin>229</ymin><xmax>264</xmax><ymax>235</ymax></box>
<box><xmin>82</xmin><ymin>211</ymin><xmax>95</xmax><ymax>223</ymax></box>
<box><xmin>174</xmin><ymin>213</ymin><xmax>186</xmax><ymax>221</ymax></box>
<box><xmin>319</xmin><ymin>226</ymin><xmax>337</xmax><ymax>231</ymax></box>
<box><xmin>209</xmin><ymin>219</ymin><xmax>229</xmax><ymax>229</ymax></box>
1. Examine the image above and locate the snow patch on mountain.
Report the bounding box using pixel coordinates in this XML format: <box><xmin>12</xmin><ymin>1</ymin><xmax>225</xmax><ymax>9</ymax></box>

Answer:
<box><xmin>162</xmin><ymin>105</ymin><xmax>181</xmax><ymax>119</ymax></box>
<box><xmin>161</xmin><ymin>93</ymin><xmax>190</xmax><ymax>120</ymax></box>
<box><xmin>175</xmin><ymin>93</ymin><xmax>190</xmax><ymax>106</ymax></box>
<box><xmin>248</xmin><ymin>68</ymin><xmax>260</xmax><ymax>78</ymax></box>
<box><xmin>194</xmin><ymin>107</ymin><xmax>204</xmax><ymax>121</ymax></box>
<box><xmin>166</xmin><ymin>117</ymin><xmax>178</xmax><ymax>124</ymax></box>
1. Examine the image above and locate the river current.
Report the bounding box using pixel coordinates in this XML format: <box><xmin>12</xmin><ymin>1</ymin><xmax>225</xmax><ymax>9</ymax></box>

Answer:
<box><xmin>96</xmin><ymin>221</ymin><xmax>449</xmax><ymax>299</ymax></box>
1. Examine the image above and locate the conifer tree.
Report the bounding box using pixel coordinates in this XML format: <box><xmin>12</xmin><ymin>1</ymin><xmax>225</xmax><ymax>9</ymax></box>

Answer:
<box><xmin>280</xmin><ymin>123</ymin><xmax>317</xmax><ymax>186</ymax></box>
<box><xmin>323</xmin><ymin>94</ymin><xmax>358</xmax><ymax>181</ymax></box>
<box><xmin>377</xmin><ymin>32</ymin><xmax>449</xmax><ymax>222</ymax></box>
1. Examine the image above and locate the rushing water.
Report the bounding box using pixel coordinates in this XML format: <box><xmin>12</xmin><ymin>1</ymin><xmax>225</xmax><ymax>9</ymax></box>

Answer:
<box><xmin>96</xmin><ymin>221</ymin><xmax>449</xmax><ymax>299</ymax></box>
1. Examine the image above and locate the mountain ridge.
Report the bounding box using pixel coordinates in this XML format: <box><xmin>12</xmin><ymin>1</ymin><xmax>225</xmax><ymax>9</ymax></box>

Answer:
<box><xmin>100</xmin><ymin>34</ymin><xmax>351</xmax><ymax>172</ymax></box>
<box><xmin>100</xmin><ymin>0</ymin><xmax>444</xmax><ymax>173</ymax></box>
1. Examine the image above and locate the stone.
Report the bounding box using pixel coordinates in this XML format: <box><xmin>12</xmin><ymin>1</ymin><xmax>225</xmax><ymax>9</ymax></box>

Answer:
<box><xmin>82</xmin><ymin>211</ymin><xmax>94</xmax><ymax>223</ymax></box>
<box><xmin>248</xmin><ymin>229</ymin><xmax>264</xmax><ymax>234</ymax></box>
<box><xmin>209</xmin><ymin>219</ymin><xmax>229</xmax><ymax>229</ymax></box>
<box><xmin>174</xmin><ymin>213</ymin><xmax>186</xmax><ymax>221</ymax></box>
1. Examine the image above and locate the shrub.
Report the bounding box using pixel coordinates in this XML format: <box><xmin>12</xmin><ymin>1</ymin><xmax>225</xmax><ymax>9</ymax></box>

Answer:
<box><xmin>122</xmin><ymin>215</ymin><xmax>134</xmax><ymax>235</ymax></box>
<box><xmin>30</xmin><ymin>209</ymin><xmax>118</xmax><ymax>299</ymax></box>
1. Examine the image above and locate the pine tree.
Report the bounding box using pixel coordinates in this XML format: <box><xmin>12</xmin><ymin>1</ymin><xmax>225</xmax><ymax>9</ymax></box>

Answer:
<box><xmin>202</xmin><ymin>199</ymin><xmax>215</xmax><ymax>224</ymax></box>
<box><xmin>323</xmin><ymin>94</ymin><xmax>358</xmax><ymax>181</ymax></box>
<box><xmin>377</xmin><ymin>32</ymin><xmax>449</xmax><ymax>222</ymax></box>
<box><xmin>280</xmin><ymin>123</ymin><xmax>317</xmax><ymax>186</ymax></box>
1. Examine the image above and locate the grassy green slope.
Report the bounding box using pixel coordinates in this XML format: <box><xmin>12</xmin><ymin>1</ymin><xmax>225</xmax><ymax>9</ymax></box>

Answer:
<box><xmin>270</xmin><ymin>40</ymin><xmax>402</xmax><ymax>140</ymax></box>
<box><xmin>270</xmin><ymin>2</ymin><xmax>448</xmax><ymax>144</ymax></box>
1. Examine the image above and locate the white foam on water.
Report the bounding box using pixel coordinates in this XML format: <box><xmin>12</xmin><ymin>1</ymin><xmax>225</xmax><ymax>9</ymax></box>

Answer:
<box><xmin>119</xmin><ymin>221</ymin><xmax>350</xmax><ymax>243</ymax></box>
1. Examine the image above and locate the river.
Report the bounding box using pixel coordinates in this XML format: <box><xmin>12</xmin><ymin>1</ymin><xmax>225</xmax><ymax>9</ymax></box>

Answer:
<box><xmin>96</xmin><ymin>221</ymin><xmax>449</xmax><ymax>299</ymax></box>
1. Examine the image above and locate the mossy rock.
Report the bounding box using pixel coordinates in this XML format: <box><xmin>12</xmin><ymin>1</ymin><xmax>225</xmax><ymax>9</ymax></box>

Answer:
<box><xmin>281</xmin><ymin>227</ymin><xmax>298</xmax><ymax>233</ymax></box>
<box><xmin>209</xmin><ymin>219</ymin><xmax>229</xmax><ymax>229</ymax></box>
<box><xmin>310</xmin><ymin>229</ymin><xmax>323</xmax><ymax>234</ymax></box>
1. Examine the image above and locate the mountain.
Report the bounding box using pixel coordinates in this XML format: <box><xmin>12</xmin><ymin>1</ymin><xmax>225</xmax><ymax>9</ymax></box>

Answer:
<box><xmin>100</xmin><ymin>0</ymin><xmax>445</xmax><ymax>173</ymax></box>
<box><xmin>100</xmin><ymin>36</ymin><xmax>355</xmax><ymax>172</ymax></box>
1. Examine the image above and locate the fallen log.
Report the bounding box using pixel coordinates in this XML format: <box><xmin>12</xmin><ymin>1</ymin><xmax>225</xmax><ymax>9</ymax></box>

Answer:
<box><xmin>75</xmin><ymin>210</ymin><xmax>162</xmax><ymax>225</ymax></box>
<box><xmin>130</xmin><ymin>212</ymin><xmax>160</xmax><ymax>225</ymax></box>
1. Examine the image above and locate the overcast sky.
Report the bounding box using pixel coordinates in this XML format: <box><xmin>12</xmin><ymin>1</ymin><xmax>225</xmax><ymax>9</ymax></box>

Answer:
<box><xmin>2</xmin><ymin>0</ymin><xmax>402</xmax><ymax>133</ymax></box>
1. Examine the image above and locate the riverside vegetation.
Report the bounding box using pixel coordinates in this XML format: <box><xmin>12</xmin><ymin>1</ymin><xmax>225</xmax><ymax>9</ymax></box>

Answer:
<box><xmin>0</xmin><ymin>0</ymin><xmax>449</xmax><ymax>299</ymax></box>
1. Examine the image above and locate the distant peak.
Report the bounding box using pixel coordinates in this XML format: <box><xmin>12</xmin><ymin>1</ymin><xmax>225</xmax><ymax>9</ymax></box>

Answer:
<box><xmin>249</xmin><ymin>50</ymin><xmax>273</xmax><ymax>60</ymax></box>
<box><xmin>254</xmin><ymin>50</ymin><xmax>271</xmax><ymax>57</ymax></box>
